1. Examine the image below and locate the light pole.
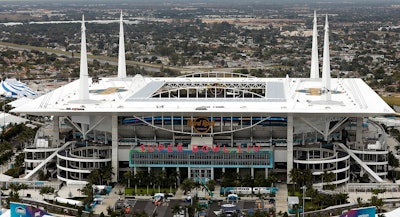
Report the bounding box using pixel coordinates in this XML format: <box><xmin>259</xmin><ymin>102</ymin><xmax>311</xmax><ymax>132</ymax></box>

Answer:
<box><xmin>302</xmin><ymin>185</ymin><xmax>307</xmax><ymax>217</ymax></box>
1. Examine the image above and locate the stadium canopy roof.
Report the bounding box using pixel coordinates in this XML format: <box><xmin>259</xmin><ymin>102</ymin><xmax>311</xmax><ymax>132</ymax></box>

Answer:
<box><xmin>0</xmin><ymin>79</ymin><xmax>36</xmax><ymax>98</ymax></box>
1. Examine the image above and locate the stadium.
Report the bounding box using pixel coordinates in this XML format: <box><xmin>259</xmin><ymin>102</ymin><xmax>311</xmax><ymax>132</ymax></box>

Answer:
<box><xmin>11</xmin><ymin>13</ymin><xmax>394</xmax><ymax>189</ymax></box>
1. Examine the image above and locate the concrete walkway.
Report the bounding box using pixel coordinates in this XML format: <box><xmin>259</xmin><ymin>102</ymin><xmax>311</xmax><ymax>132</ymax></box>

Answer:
<box><xmin>275</xmin><ymin>183</ymin><xmax>288</xmax><ymax>214</ymax></box>
<box><xmin>93</xmin><ymin>184</ymin><xmax>126</xmax><ymax>215</ymax></box>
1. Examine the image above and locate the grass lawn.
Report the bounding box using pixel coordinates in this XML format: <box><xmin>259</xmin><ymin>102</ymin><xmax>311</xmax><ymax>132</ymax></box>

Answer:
<box><xmin>381</xmin><ymin>96</ymin><xmax>400</xmax><ymax>107</ymax></box>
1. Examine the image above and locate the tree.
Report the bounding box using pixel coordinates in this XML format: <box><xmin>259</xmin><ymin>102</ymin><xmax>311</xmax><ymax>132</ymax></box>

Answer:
<box><xmin>322</xmin><ymin>171</ymin><xmax>335</xmax><ymax>190</ymax></box>
<box><xmin>370</xmin><ymin>195</ymin><xmax>384</xmax><ymax>213</ymax></box>
<box><xmin>77</xmin><ymin>207</ymin><xmax>83</xmax><ymax>217</ymax></box>
<box><xmin>241</xmin><ymin>174</ymin><xmax>254</xmax><ymax>188</ymax></box>
<box><xmin>122</xmin><ymin>170</ymin><xmax>133</xmax><ymax>188</ymax></box>
<box><xmin>388</xmin><ymin>151</ymin><xmax>399</xmax><ymax>179</ymax></box>
<box><xmin>254</xmin><ymin>174</ymin><xmax>266</xmax><ymax>188</ymax></box>
<box><xmin>6</xmin><ymin>183</ymin><xmax>28</xmax><ymax>207</ymax></box>
<box><xmin>356</xmin><ymin>197</ymin><xmax>364</xmax><ymax>207</ymax></box>
<box><xmin>39</xmin><ymin>186</ymin><xmax>55</xmax><ymax>200</ymax></box>
<box><xmin>289</xmin><ymin>168</ymin><xmax>300</xmax><ymax>194</ymax></box>
<box><xmin>87</xmin><ymin>165</ymin><xmax>114</xmax><ymax>185</ymax></box>
<box><xmin>206</xmin><ymin>179</ymin><xmax>216</xmax><ymax>191</ymax></box>
<box><xmin>79</xmin><ymin>183</ymin><xmax>94</xmax><ymax>207</ymax></box>
<box><xmin>180</xmin><ymin>178</ymin><xmax>195</xmax><ymax>195</ymax></box>
<box><xmin>335</xmin><ymin>193</ymin><xmax>349</xmax><ymax>205</ymax></box>
<box><xmin>167</xmin><ymin>170</ymin><xmax>179</xmax><ymax>193</ymax></box>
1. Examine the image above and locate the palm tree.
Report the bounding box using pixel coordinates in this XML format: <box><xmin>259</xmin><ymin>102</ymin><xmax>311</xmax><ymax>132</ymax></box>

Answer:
<box><xmin>180</xmin><ymin>178</ymin><xmax>195</xmax><ymax>195</ymax></box>
<box><xmin>87</xmin><ymin>169</ymin><xmax>101</xmax><ymax>185</ymax></box>
<box><xmin>87</xmin><ymin>165</ymin><xmax>114</xmax><ymax>185</ymax></box>
<box><xmin>289</xmin><ymin>168</ymin><xmax>300</xmax><ymax>194</ymax></box>
<box><xmin>39</xmin><ymin>186</ymin><xmax>55</xmax><ymax>200</ymax></box>
<box><xmin>122</xmin><ymin>170</ymin><xmax>133</xmax><ymax>188</ymax></box>
<box><xmin>267</xmin><ymin>173</ymin><xmax>278</xmax><ymax>187</ymax></box>
<box><xmin>254</xmin><ymin>174</ymin><xmax>265</xmax><ymax>188</ymax></box>
<box><xmin>335</xmin><ymin>193</ymin><xmax>349</xmax><ymax>205</ymax></box>
<box><xmin>206</xmin><ymin>179</ymin><xmax>216</xmax><ymax>192</ymax></box>
<box><xmin>8</xmin><ymin>183</ymin><xmax>22</xmax><ymax>203</ymax></box>
<box><xmin>241</xmin><ymin>174</ymin><xmax>254</xmax><ymax>188</ymax></box>
<box><xmin>5</xmin><ymin>183</ymin><xmax>28</xmax><ymax>207</ymax></box>
<box><xmin>193</xmin><ymin>181</ymin><xmax>201</xmax><ymax>198</ymax></box>
<box><xmin>148</xmin><ymin>171</ymin><xmax>157</xmax><ymax>194</ymax></box>
<box><xmin>80</xmin><ymin>183</ymin><xmax>95</xmax><ymax>207</ymax></box>
<box><xmin>157</xmin><ymin>170</ymin><xmax>167</xmax><ymax>191</ymax></box>
<box><xmin>135</xmin><ymin>171</ymin><xmax>148</xmax><ymax>188</ymax></box>
<box><xmin>356</xmin><ymin>197</ymin><xmax>364</xmax><ymax>207</ymax></box>
<box><xmin>99</xmin><ymin>165</ymin><xmax>114</xmax><ymax>185</ymax></box>
<box><xmin>370</xmin><ymin>195</ymin><xmax>384</xmax><ymax>213</ymax></box>
<box><xmin>167</xmin><ymin>170</ymin><xmax>179</xmax><ymax>193</ymax></box>
<box><xmin>322</xmin><ymin>171</ymin><xmax>335</xmax><ymax>190</ymax></box>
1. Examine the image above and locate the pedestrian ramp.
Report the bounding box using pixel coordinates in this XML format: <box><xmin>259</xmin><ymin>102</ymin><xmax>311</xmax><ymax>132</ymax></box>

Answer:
<box><xmin>335</xmin><ymin>142</ymin><xmax>384</xmax><ymax>183</ymax></box>
<box><xmin>22</xmin><ymin>141</ymin><xmax>74</xmax><ymax>180</ymax></box>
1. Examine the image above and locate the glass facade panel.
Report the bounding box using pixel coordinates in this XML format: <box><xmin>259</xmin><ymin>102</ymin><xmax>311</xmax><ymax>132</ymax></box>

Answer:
<box><xmin>129</xmin><ymin>150</ymin><xmax>273</xmax><ymax>168</ymax></box>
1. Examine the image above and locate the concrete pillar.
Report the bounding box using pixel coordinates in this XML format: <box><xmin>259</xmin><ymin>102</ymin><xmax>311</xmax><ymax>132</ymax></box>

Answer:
<box><xmin>287</xmin><ymin>114</ymin><xmax>294</xmax><ymax>183</ymax></box>
<box><xmin>82</xmin><ymin>123</ymin><xmax>88</xmax><ymax>140</ymax></box>
<box><xmin>176</xmin><ymin>167</ymin><xmax>180</xmax><ymax>186</ymax></box>
<box><xmin>111</xmin><ymin>115</ymin><xmax>118</xmax><ymax>182</ymax></box>
<box><xmin>188</xmin><ymin>167</ymin><xmax>191</xmax><ymax>179</ymax></box>
<box><xmin>211</xmin><ymin>168</ymin><xmax>214</xmax><ymax>180</ymax></box>
<box><xmin>93</xmin><ymin>129</ymin><xmax>97</xmax><ymax>142</ymax></box>
<box><xmin>265</xmin><ymin>168</ymin><xmax>268</xmax><ymax>179</ymax></box>
<box><xmin>236</xmin><ymin>167</ymin><xmax>239</xmax><ymax>174</ymax></box>
<box><xmin>53</xmin><ymin>116</ymin><xmax>60</xmax><ymax>146</ymax></box>
<box><xmin>356</xmin><ymin>117</ymin><xmax>363</xmax><ymax>144</ymax></box>
<box><xmin>251</xmin><ymin>168</ymin><xmax>254</xmax><ymax>178</ymax></box>
<box><xmin>324</xmin><ymin>120</ymin><xmax>330</xmax><ymax>141</ymax></box>
<box><xmin>104</xmin><ymin>131</ymin><xmax>108</xmax><ymax>145</ymax></box>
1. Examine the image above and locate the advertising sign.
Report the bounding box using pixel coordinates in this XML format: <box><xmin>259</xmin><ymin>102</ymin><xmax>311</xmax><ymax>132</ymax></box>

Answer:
<box><xmin>339</xmin><ymin>206</ymin><xmax>376</xmax><ymax>217</ymax></box>
<box><xmin>10</xmin><ymin>202</ymin><xmax>51</xmax><ymax>217</ymax></box>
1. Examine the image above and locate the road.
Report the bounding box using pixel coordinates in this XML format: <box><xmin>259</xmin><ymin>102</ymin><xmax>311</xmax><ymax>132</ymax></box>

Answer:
<box><xmin>0</xmin><ymin>41</ymin><xmax>165</xmax><ymax>72</ymax></box>
<box><xmin>0</xmin><ymin>41</ymin><xmax>277</xmax><ymax>74</ymax></box>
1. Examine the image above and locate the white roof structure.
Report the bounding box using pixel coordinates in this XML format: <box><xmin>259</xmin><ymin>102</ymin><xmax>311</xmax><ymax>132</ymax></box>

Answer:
<box><xmin>0</xmin><ymin>112</ymin><xmax>29</xmax><ymax>128</ymax></box>
<box><xmin>382</xmin><ymin>207</ymin><xmax>400</xmax><ymax>217</ymax></box>
<box><xmin>7</xmin><ymin>97</ymin><xmax>33</xmax><ymax>108</ymax></box>
<box><xmin>9</xmin><ymin>74</ymin><xmax>394</xmax><ymax>117</ymax></box>
<box><xmin>0</xmin><ymin>79</ymin><xmax>36</xmax><ymax>98</ymax></box>
<box><xmin>10</xmin><ymin>13</ymin><xmax>394</xmax><ymax>118</ymax></box>
<box><xmin>0</xmin><ymin>209</ymin><xmax>10</xmax><ymax>217</ymax></box>
<box><xmin>287</xmin><ymin>196</ymin><xmax>299</xmax><ymax>205</ymax></box>
<box><xmin>0</xmin><ymin>174</ymin><xmax>13</xmax><ymax>182</ymax></box>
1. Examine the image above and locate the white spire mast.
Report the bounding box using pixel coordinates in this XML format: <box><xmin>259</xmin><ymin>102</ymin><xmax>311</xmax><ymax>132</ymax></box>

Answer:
<box><xmin>117</xmin><ymin>11</ymin><xmax>127</xmax><ymax>79</ymax></box>
<box><xmin>310</xmin><ymin>10</ymin><xmax>319</xmax><ymax>79</ymax></box>
<box><xmin>79</xmin><ymin>15</ymin><xmax>89</xmax><ymax>101</ymax></box>
<box><xmin>321</xmin><ymin>14</ymin><xmax>331</xmax><ymax>101</ymax></box>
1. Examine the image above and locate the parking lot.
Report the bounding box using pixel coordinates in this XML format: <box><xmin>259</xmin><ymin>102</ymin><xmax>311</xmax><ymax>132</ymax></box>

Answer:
<box><xmin>111</xmin><ymin>196</ymin><xmax>275</xmax><ymax>217</ymax></box>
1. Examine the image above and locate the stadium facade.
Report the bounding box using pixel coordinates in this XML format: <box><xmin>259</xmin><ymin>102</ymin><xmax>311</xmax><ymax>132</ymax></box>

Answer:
<box><xmin>12</xmin><ymin>12</ymin><xmax>395</xmax><ymax>188</ymax></box>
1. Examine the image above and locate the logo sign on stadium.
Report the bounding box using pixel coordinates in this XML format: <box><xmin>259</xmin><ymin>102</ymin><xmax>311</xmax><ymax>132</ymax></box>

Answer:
<box><xmin>208</xmin><ymin>83</ymin><xmax>224</xmax><ymax>96</ymax></box>
<box><xmin>188</xmin><ymin>117</ymin><xmax>215</xmax><ymax>133</ymax></box>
